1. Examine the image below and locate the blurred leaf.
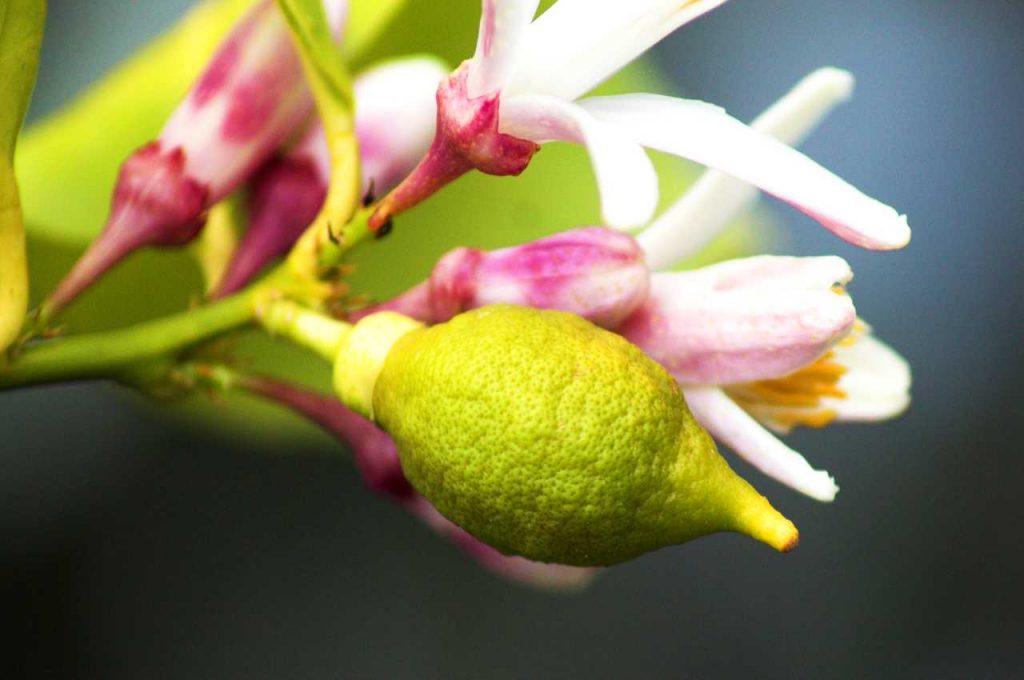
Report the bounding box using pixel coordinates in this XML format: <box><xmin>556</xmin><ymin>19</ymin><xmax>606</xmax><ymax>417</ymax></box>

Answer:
<box><xmin>0</xmin><ymin>0</ymin><xmax>45</xmax><ymax>352</ymax></box>
<box><xmin>0</xmin><ymin>0</ymin><xmax>44</xmax><ymax>158</ymax></box>
<box><xmin>0</xmin><ymin>161</ymin><xmax>28</xmax><ymax>353</ymax></box>
<box><xmin>25</xmin><ymin>236</ymin><xmax>204</xmax><ymax>333</ymax></box>
<box><xmin>344</xmin><ymin>0</ymin><xmax>406</xmax><ymax>67</ymax></box>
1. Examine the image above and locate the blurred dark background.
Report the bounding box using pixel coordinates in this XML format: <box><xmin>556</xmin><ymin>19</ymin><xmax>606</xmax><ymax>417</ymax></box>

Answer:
<box><xmin>3</xmin><ymin>0</ymin><xmax>1023</xmax><ymax>678</ymax></box>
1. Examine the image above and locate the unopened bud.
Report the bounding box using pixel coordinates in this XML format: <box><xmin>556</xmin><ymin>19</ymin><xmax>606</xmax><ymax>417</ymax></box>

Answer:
<box><xmin>45</xmin><ymin>0</ymin><xmax>349</xmax><ymax>314</ymax></box>
<box><xmin>619</xmin><ymin>256</ymin><xmax>857</xmax><ymax>385</ymax></box>
<box><xmin>359</xmin><ymin>227</ymin><xmax>650</xmax><ymax>328</ymax></box>
<box><xmin>47</xmin><ymin>142</ymin><xmax>209</xmax><ymax>311</ymax></box>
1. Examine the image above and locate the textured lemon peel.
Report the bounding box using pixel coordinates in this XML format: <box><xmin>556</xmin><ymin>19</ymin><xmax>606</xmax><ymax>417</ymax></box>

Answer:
<box><xmin>370</xmin><ymin>305</ymin><xmax>798</xmax><ymax>566</ymax></box>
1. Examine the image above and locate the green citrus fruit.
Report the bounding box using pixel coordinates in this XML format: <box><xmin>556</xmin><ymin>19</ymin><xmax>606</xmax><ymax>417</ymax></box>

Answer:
<box><xmin>366</xmin><ymin>305</ymin><xmax>797</xmax><ymax>566</ymax></box>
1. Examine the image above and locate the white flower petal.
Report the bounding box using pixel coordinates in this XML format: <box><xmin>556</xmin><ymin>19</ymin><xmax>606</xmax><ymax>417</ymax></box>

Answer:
<box><xmin>684</xmin><ymin>386</ymin><xmax>839</xmax><ymax>502</ymax></box>
<box><xmin>637</xmin><ymin>68</ymin><xmax>857</xmax><ymax>269</ymax></box>
<box><xmin>624</xmin><ymin>270</ymin><xmax>856</xmax><ymax>385</ymax></box>
<box><xmin>506</xmin><ymin>0</ymin><xmax>729</xmax><ymax>101</ymax></box>
<box><xmin>468</xmin><ymin>0</ymin><xmax>541</xmax><ymax>97</ymax></box>
<box><xmin>827</xmin><ymin>331</ymin><xmax>912</xmax><ymax>422</ymax></box>
<box><xmin>676</xmin><ymin>254</ymin><xmax>853</xmax><ymax>292</ymax></box>
<box><xmin>354</xmin><ymin>57</ymin><xmax>448</xmax><ymax>192</ymax></box>
<box><xmin>734</xmin><ymin>324</ymin><xmax>911</xmax><ymax>433</ymax></box>
<box><xmin>583</xmin><ymin>94</ymin><xmax>911</xmax><ymax>250</ymax></box>
<box><xmin>752</xmin><ymin>67</ymin><xmax>856</xmax><ymax>144</ymax></box>
<box><xmin>500</xmin><ymin>95</ymin><xmax>658</xmax><ymax>228</ymax></box>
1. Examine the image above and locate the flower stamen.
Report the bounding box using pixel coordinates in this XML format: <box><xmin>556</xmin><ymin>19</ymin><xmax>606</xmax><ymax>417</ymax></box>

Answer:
<box><xmin>728</xmin><ymin>351</ymin><xmax>850</xmax><ymax>429</ymax></box>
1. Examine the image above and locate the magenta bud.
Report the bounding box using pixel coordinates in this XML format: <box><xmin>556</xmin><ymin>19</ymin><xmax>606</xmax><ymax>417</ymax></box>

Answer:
<box><xmin>48</xmin><ymin>142</ymin><xmax>209</xmax><ymax>311</ymax></box>
<box><xmin>45</xmin><ymin>0</ymin><xmax>349</xmax><ymax>314</ymax></box>
<box><xmin>160</xmin><ymin>0</ymin><xmax>347</xmax><ymax>200</ymax></box>
<box><xmin>213</xmin><ymin>154</ymin><xmax>327</xmax><ymax>297</ymax></box>
<box><xmin>369</xmin><ymin>63</ymin><xmax>539</xmax><ymax>230</ymax></box>
<box><xmin>360</xmin><ymin>227</ymin><xmax>650</xmax><ymax>329</ymax></box>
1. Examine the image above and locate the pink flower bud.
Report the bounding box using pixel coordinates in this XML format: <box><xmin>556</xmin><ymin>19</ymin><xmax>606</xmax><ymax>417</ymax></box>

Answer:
<box><xmin>618</xmin><ymin>255</ymin><xmax>857</xmax><ymax>385</ymax></box>
<box><xmin>48</xmin><ymin>143</ymin><xmax>209</xmax><ymax>310</ymax></box>
<box><xmin>212</xmin><ymin>151</ymin><xmax>327</xmax><ymax>297</ymax></box>
<box><xmin>357</xmin><ymin>227</ymin><xmax>649</xmax><ymax>328</ymax></box>
<box><xmin>355</xmin><ymin>57</ymin><xmax>448</xmax><ymax>194</ymax></box>
<box><xmin>46</xmin><ymin>0</ymin><xmax>348</xmax><ymax>313</ymax></box>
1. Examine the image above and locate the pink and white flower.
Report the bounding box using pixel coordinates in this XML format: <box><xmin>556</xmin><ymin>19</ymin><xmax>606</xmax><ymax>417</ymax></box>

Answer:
<box><xmin>619</xmin><ymin>68</ymin><xmax>912</xmax><ymax>501</ymax></box>
<box><xmin>363</xmin><ymin>65</ymin><xmax>913</xmax><ymax>502</ymax></box>
<box><xmin>619</xmin><ymin>257</ymin><xmax>910</xmax><ymax>502</ymax></box>
<box><xmin>618</xmin><ymin>256</ymin><xmax>858</xmax><ymax>387</ymax></box>
<box><xmin>353</xmin><ymin>226</ymin><xmax>649</xmax><ymax>329</ymax></box>
<box><xmin>370</xmin><ymin>0</ymin><xmax>910</xmax><ymax>253</ymax></box>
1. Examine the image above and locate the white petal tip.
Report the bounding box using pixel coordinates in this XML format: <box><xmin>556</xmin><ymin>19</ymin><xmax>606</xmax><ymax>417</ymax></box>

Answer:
<box><xmin>870</xmin><ymin>214</ymin><xmax>912</xmax><ymax>250</ymax></box>
<box><xmin>822</xmin><ymin>209</ymin><xmax>912</xmax><ymax>251</ymax></box>
<box><xmin>805</xmin><ymin>67</ymin><xmax>856</xmax><ymax>102</ymax></box>
<box><xmin>803</xmin><ymin>474</ymin><xmax>840</xmax><ymax>503</ymax></box>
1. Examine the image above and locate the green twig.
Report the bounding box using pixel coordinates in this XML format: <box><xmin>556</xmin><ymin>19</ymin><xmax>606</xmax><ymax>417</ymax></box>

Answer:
<box><xmin>0</xmin><ymin>292</ymin><xmax>255</xmax><ymax>389</ymax></box>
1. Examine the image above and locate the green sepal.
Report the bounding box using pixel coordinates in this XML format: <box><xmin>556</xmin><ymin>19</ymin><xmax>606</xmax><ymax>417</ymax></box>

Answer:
<box><xmin>276</xmin><ymin>0</ymin><xmax>354</xmax><ymax>119</ymax></box>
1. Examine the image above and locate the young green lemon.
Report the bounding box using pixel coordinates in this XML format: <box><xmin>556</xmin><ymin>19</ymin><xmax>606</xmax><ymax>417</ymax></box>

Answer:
<box><xmin>341</xmin><ymin>304</ymin><xmax>798</xmax><ymax>567</ymax></box>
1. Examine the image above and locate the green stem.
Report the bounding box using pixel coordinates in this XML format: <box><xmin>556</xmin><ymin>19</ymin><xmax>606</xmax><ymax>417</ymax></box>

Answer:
<box><xmin>0</xmin><ymin>292</ymin><xmax>256</xmax><ymax>389</ymax></box>
<box><xmin>257</xmin><ymin>298</ymin><xmax>351</xmax><ymax>361</ymax></box>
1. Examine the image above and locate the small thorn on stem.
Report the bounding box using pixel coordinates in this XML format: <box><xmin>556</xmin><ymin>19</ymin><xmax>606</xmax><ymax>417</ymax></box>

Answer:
<box><xmin>362</xmin><ymin>179</ymin><xmax>377</xmax><ymax>207</ymax></box>
<box><xmin>326</xmin><ymin>221</ymin><xmax>341</xmax><ymax>246</ymax></box>
<box><xmin>374</xmin><ymin>218</ymin><xmax>394</xmax><ymax>240</ymax></box>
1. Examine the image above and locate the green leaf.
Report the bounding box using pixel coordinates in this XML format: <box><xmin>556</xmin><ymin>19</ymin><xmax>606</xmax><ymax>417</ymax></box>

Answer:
<box><xmin>0</xmin><ymin>0</ymin><xmax>45</xmax><ymax>352</ymax></box>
